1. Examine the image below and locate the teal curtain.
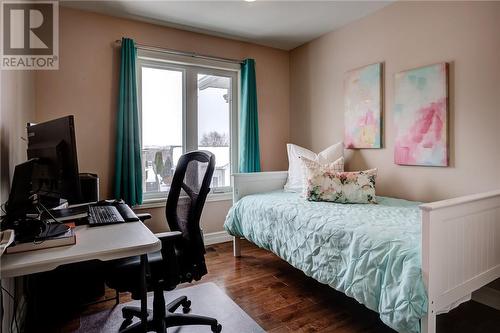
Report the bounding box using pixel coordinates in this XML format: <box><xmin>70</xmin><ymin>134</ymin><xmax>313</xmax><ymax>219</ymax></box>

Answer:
<box><xmin>114</xmin><ymin>38</ymin><xmax>142</xmax><ymax>206</ymax></box>
<box><xmin>239</xmin><ymin>59</ymin><xmax>261</xmax><ymax>173</ymax></box>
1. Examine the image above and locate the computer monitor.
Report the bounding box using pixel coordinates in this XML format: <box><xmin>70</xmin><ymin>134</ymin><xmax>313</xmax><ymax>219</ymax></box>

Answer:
<box><xmin>27</xmin><ymin>115</ymin><xmax>82</xmax><ymax>205</ymax></box>
<box><xmin>5</xmin><ymin>159</ymin><xmax>37</xmax><ymax>220</ymax></box>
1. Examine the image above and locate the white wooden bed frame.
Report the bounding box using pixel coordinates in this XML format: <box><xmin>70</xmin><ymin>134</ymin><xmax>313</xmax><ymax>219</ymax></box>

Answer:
<box><xmin>231</xmin><ymin>171</ymin><xmax>500</xmax><ymax>333</ymax></box>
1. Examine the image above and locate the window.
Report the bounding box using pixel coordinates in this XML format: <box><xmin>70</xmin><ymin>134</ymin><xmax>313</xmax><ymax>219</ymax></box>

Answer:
<box><xmin>138</xmin><ymin>52</ymin><xmax>238</xmax><ymax>200</ymax></box>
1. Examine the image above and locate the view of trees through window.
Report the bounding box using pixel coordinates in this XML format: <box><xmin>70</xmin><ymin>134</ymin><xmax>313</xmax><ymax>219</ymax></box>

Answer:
<box><xmin>199</xmin><ymin>131</ymin><xmax>229</xmax><ymax>147</ymax></box>
<box><xmin>141</xmin><ymin>65</ymin><xmax>233</xmax><ymax>197</ymax></box>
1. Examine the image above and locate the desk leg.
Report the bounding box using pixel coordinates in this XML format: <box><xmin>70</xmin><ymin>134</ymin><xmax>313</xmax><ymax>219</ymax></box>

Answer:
<box><xmin>139</xmin><ymin>254</ymin><xmax>148</xmax><ymax>332</ymax></box>
<box><xmin>1</xmin><ymin>278</ymin><xmax>15</xmax><ymax>333</ymax></box>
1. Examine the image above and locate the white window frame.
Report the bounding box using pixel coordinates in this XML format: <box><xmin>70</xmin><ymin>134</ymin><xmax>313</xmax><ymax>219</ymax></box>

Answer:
<box><xmin>137</xmin><ymin>49</ymin><xmax>239</xmax><ymax>202</ymax></box>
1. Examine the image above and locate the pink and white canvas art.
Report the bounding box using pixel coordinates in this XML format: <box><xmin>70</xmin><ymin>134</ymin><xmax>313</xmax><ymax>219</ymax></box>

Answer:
<box><xmin>344</xmin><ymin>63</ymin><xmax>382</xmax><ymax>149</ymax></box>
<box><xmin>394</xmin><ymin>63</ymin><xmax>448</xmax><ymax>166</ymax></box>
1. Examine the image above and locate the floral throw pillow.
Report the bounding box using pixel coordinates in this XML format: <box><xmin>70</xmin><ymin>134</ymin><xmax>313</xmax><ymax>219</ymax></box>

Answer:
<box><xmin>301</xmin><ymin>157</ymin><xmax>377</xmax><ymax>204</ymax></box>
<box><xmin>299</xmin><ymin>156</ymin><xmax>344</xmax><ymax>194</ymax></box>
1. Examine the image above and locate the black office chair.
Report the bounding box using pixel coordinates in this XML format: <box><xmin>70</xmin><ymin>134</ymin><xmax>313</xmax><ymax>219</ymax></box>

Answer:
<box><xmin>105</xmin><ymin>151</ymin><xmax>221</xmax><ymax>333</ymax></box>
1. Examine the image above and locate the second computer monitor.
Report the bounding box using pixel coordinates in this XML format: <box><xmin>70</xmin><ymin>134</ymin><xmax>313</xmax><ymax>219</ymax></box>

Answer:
<box><xmin>27</xmin><ymin>115</ymin><xmax>82</xmax><ymax>205</ymax></box>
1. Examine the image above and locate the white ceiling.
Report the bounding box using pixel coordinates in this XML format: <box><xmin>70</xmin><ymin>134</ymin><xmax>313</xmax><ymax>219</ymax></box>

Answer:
<box><xmin>62</xmin><ymin>1</ymin><xmax>392</xmax><ymax>50</ymax></box>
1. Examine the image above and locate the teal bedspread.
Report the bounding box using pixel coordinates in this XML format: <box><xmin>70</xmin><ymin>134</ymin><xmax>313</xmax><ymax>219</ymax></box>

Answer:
<box><xmin>224</xmin><ymin>191</ymin><xmax>427</xmax><ymax>333</ymax></box>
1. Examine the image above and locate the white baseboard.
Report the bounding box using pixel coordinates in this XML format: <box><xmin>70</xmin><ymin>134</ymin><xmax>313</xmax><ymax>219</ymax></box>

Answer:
<box><xmin>472</xmin><ymin>286</ymin><xmax>500</xmax><ymax>311</ymax></box>
<box><xmin>203</xmin><ymin>230</ymin><xmax>232</xmax><ymax>246</ymax></box>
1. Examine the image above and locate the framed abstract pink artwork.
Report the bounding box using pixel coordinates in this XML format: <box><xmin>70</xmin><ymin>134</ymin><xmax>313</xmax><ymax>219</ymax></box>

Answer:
<box><xmin>344</xmin><ymin>63</ymin><xmax>382</xmax><ymax>149</ymax></box>
<box><xmin>394</xmin><ymin>63</ymin><xmax>448</xmax><ymax>166</ymax></box>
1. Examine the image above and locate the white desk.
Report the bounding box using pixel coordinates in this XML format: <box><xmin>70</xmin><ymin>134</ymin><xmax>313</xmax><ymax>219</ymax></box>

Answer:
<box><xmin>0</xmin><ymin>221</ymin><xmax>161</xmax><ymax>332</ymax></box>
<box><xmin>1</xmin><ymin>222</ymin><xmax>160</xmax><ymax>277</ymax></box>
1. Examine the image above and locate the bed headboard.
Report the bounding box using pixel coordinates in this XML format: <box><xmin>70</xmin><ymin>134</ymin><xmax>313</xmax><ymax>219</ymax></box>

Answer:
<box><xmin>232</xmin><ymin>171</ymin><xmax>288</xmax><ymax>203</ymax></box>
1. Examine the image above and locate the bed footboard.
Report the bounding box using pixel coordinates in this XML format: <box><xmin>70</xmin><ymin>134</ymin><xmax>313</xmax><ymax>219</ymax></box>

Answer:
<box><xmin>420</xmin><ymin>190</ymin><xmax>500</xmax><ymax>333</ymax></box>
<box><xmin>231</xmin><ymin>171</ymin><xmax>288</xmax><ymax>257</ymax></box>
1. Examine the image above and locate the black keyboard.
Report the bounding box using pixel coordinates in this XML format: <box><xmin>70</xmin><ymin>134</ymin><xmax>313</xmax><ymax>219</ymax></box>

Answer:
<box><xmin>88</xmin><ymin>206</ymin><xmax>125</xmax><ymax>226</ymax></box>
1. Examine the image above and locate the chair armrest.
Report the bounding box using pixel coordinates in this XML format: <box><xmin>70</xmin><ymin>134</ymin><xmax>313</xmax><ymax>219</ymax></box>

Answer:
<box><xmin>154</xmin><ymin>231</ymin><xmax>183</xmax><ymax>290</ymax></box>
<box><xmin>154</xmin><ymin>231</ymin><xmax>182</xmax><ymax>242</ymax></box>
<box><xmin>136</xmin><ymin>213</ymin><xmax>152</xmax><ymax>222</ymax></box>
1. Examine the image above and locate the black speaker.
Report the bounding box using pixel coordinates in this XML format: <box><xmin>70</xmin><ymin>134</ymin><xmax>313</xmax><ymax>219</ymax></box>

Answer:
<box><xmin>78</xmin><ymin>173</ymin><xmax>99</xmax><ymax>203</ymax></box>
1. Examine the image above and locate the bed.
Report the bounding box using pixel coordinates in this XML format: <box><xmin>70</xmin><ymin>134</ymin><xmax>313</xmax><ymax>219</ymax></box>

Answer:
<box><xmin>224</xmin><ymin>171</ymin><xmax>500</xmax><ymax>333</ymax></box>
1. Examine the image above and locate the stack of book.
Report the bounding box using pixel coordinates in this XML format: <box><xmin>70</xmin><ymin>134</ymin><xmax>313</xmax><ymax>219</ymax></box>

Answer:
<box><xmin>5</xmin><ymin>226</ymin><xmax>76</xmax><ymax>254</ymax></box>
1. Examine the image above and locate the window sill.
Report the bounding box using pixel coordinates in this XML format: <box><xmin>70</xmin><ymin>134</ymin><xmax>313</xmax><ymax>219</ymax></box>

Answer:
<box><xmin>134</xmin><ymin>192</ymin><xmax>233</xmax><ymax>210</ymax></box>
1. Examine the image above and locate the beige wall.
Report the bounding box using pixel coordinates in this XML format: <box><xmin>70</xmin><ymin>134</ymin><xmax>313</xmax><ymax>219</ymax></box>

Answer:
<box><xmin>17</xmin><ymin>2</ymin><xmax>500</xmax><ymax>231</ymax></box>
<box><xmin>290</xmin><ymin>1</ymin><xmax>500</xmax><ymax>202</ymax></box>
<box><xmin>0</xmin><ymin>71</ymin><xmax>36</xmax><ymax>204</ymax></box>
<box><xmin>34</xmin><ymin>7</ymin><xmax>289</xmax><ymax>232</ymax></box>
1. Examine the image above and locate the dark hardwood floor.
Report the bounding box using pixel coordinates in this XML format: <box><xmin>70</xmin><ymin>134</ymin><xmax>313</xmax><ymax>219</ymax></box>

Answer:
<box><xmin>54</xmin><ymin>240</ymin><xmax>499</xmax><ymax>332</ymax></box>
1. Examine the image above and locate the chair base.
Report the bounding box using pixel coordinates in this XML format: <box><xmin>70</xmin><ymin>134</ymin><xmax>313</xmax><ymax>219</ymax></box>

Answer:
<box><xmin>118</xmin><ymin>293</ymin><xmax>222</xmax><ymax>333</ymax></box>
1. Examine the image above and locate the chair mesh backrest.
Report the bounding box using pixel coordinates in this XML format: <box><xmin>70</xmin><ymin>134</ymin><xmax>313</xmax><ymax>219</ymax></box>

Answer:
<box><xmin>165</xmin><ymin>150</ymin><xmax>215</xmax><ymax>281</ymax></box>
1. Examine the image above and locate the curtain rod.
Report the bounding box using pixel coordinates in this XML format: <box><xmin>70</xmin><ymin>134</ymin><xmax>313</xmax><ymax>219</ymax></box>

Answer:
<box><xmin>114</xmin><ymin>39</ymin><xmax>244</xmax><ymax>65</ymax></box>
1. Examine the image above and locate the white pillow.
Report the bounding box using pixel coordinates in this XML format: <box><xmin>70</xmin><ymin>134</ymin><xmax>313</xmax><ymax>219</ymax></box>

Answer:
<box><xmin>284</xmin><ymin>142</ymin><xmax>344</xmax><ymax>192</ymax></box>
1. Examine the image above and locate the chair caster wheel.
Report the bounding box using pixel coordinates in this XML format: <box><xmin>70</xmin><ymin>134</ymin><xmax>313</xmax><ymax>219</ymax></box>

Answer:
<box><xmin>119</xmin><ymin>318</ymin><xmax>133</xmax><ymax>330</ymax></box>
<box><xmin>182</xmin><ymin>299</ymin><xmax>191</xmax><ymax>313</ymax></box>
<box><xmin>211</xmin><ymin>323</ymin><xmax>222</xmax><ymax>332</ymax></box>
<box><xmin>122</xmin><ymin>308</ymin><xmax>136</xmax><ymax>321</ymax></box>
<box><xmin>123</xmin><ymin>312</ymin><xmax>134</xmax><ymax>320</ymax></box>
